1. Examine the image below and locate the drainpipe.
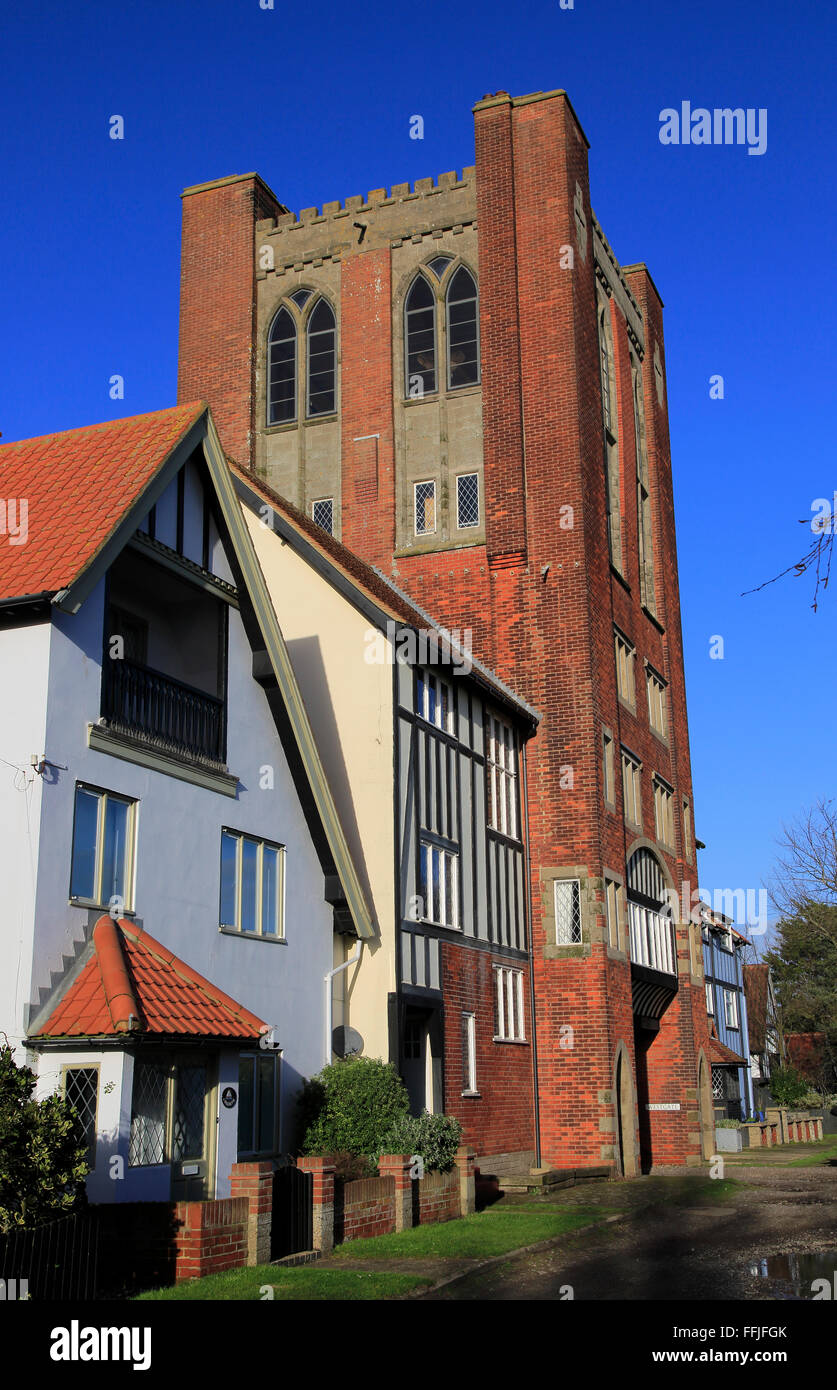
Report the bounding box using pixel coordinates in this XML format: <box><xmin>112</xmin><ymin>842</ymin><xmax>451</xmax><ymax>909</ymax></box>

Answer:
<box><xmin>324</xmin><ymin>941</ymin><xmax>362</xmax><ymax>1066</ymax></box>
<box><xmin>522</xmin><ymin>744</ymin><xmax>542</xmax><ymax>1168</ymax></box>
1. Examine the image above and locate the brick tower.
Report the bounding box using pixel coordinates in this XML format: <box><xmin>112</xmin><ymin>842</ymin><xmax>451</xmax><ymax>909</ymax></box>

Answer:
<box><xmin>178</xmin><ymin>88</ymin><xmax>714</xmax><ymax>1172</ymax></box>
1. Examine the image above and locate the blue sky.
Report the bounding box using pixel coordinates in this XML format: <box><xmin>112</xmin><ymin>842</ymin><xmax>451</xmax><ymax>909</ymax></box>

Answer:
<box><xmin>2</xmin><ymin>0</ymin><xmax>834</xmax><ymax>939</ymax></box>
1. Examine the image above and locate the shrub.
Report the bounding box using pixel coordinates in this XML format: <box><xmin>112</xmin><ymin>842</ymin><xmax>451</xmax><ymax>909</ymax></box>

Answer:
<box><xmin>378</xmin><ymin>1111</ymin><xmax>463</xmax><ymax>1172</ymax></box>
<box><xmin>298</xmin><ymin>1057</ymin><xmax>410</xmax><ymax>1159</ymax></box>
<box><xmin>716</xmin><ymin>1118</ymin><xmax>741</xmax><ymax>1129</ymax></box>
<box><xmin>768</xmin><ymin>1065</ymin><xmax>810</xmax><ymax>1108</ymax></box>
<box><xmin>0</xmin><ymin>1042</ymin><xmax>89</xmax><ymax>1231</ymax></box>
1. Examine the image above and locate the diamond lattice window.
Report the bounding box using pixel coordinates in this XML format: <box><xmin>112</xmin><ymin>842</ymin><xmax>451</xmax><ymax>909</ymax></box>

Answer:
<box><xmin>554</xmin><ymin>879</ymin><xmax>582</xmax><ymax>945</ymax></box>
<box><xmin>64</xmin><ymin>1068</ymin><xmax>98</xmax><ymax>1165</ymax></box>
<box><xmin>414</xmin><ymin>480</ymin><xmax>436</xmax><ymax>535</ymax></box>
<box><xmin>711</xmin><ymin>1066</ymin><xmax>725</xmax><ymax>1100</ymax></box>
<box><xmin>129</xmin><ymin>1060</ymin><xmax>168</xmax><ymax>1167</ymax></box>
<box><xmin>172</xmin><ymin>1065</ymin><xmax>206</xmax><ymax>1161</ymax></box>
<box><xmin>456</xmin><ymin>473</ymin><xmax>480</xmax><ymax>529</ymax></box>
<box><xmin>312</xmin><ymin>498</ymin><xmax>334</xmax><ymax>535</ymax></box>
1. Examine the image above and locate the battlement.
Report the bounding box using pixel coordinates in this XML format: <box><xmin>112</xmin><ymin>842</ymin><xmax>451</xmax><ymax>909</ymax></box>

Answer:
<box><xmin>258</xmin><ymin>167</ymin><xmax>476</xmax><ymax>235</ymax></box>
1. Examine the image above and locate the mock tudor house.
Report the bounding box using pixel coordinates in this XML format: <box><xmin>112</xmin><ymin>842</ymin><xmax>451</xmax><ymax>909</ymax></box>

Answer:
<box><xmin>0</xmin><ymin>403</ymin><xmax>375</xmax><ymax>1203</ymax></box>
<box><xmin>234</xmin><ymin>465</ymin><xmax>540</xmax><ymax>1167</ymax></box>
<box><xmin>177</xmin><ymin>84</ymin><xmax>715</xmax><ymax>1172</ymax></box>
<box><xmin>743</xmin><ymin>962</ymin><xmax>784</xmax><ymax>1110</ymax></box>
<box><xmin>701</xmin><ymin>909</ymin><xmax>753</xmax><ymax>1120</ymax></box>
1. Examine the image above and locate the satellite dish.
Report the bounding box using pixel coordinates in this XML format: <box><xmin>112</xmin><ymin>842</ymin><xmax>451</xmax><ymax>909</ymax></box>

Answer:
<box><xmin>332</xmin><ymin>1025</ymin><xmax>364</xmax><ymax>1058</ymax></box>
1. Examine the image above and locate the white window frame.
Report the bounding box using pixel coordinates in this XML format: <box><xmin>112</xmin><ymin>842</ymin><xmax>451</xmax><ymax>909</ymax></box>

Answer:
<box><xmin>706</xmin><ymin>981</ymin><xmax>714</xmax><ymax>1014</ymax></box>
<box><xmin>554</xmin><ymin>878</ymin><xmax>582</xmax><ymax>945</ymax></box>
<box><xmin>311</xmin><ymin>498</ymin><xmax>334</xmax><ymax>535</ymax></box>
<box><xmin>414</xmin><ymin>479</ymin><xmax>437</xmax><ymax>535</ymax></box>
<box><xmin>487</xmin><ymin>712</ymin><xmax>519</xmax><ymax>839</ymax></box>
<box><xmin>416</xmin><ymin>669</ymin><xmax>455</xmax><ymax>734</ymax></box>
<box><xmin>220</xmin><ymin>829</ymin><xmax>286</xmax><ymax>940</ymax></box>
<box><xmin>461</xmin><ymin>1012</ymin><xmax>478</xmax><ymax>1095</ymax></box>
<box><xmin>420</xmin><ymin>840</ymin><xmax>460</xmax><ymax>929</ymax></box>
<box><xmin>494</xmin><ymin>966</ymin><xmax>525</xmax><ymax>1041</ymax></box>
<box><xmin>723</xmin><ymin>989</ymin><xmax>739</xmax><ymax>1030</ymax></box>
<box><xmin>69</xmin><ymin>784</ymin><xmax>137</xmax><ymax>911</ymax></box>
<box><xmin>455</xmin><ymin>472</ymin><xmax>480</xmax><ymax>529</ymax></box>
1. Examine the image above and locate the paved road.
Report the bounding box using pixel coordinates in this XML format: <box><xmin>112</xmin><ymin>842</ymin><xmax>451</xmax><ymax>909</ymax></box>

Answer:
<box><xmin>419</xmin><ymin>1163</ymin><xmax>837</xmax><ymax>1301</ymax></box>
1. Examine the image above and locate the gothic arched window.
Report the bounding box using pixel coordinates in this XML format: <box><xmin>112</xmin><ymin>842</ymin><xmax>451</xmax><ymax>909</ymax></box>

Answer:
<box><xmin>446</xmin><ymin>267</ymin><xmax>479</xmax><ymax>388</ymax></box>
<box><xmin>307</xmin><ymin>299</ymin><xmax>336</xmax><ymax>417</ymax></box>
<box><xmin>405</xmin><ymin>275</ymin><xmax>437</xmax><ymax>397</ymax></box>
<box><xmin>267</xmin><ymin>307</ymin><xmax>296</xmax><ymax>425</ymax></box>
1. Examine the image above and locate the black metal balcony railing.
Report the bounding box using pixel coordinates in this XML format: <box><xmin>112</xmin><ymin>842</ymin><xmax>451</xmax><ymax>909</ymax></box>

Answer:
<box><xmin>102</xmin><ymin>659</ymin><xmax>225</xmax><ymax>764</ymax></box>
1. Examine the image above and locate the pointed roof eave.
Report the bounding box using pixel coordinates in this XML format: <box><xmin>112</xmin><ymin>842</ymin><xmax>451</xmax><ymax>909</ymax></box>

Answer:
<box><xmin>200</xmin><ymin>415</ymin><xmax>375</xmax><ymax>942</ymax></box>
<box><xmin>49</xmin><ymin>403</ymin><xmax>209</xmax><ymax>614</ymax></box>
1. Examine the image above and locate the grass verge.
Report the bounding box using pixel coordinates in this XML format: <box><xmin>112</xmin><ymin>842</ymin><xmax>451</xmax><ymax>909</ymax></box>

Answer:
<box><xmin>135</xmin><ymin>1266</ymin><xmax>433</xmax><ymax>1301</ymax></box>
<box><xmin>330</xmin><ymin>1204</ymin><xmax>607</xmax><ymax>1259</ymax></box>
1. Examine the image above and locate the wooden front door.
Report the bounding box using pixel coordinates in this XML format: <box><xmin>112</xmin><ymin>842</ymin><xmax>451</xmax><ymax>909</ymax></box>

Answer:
<box><xmin>170</xmin><ymin>1055</ymin><xmax>216</xmax><ymax>1202</ymax></box>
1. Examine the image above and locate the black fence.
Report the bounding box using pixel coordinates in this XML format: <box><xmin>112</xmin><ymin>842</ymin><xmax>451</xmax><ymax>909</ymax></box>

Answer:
<box><xmin>0</xmin><ymin>1212</ymin><xmax>98</xmax><ymax>1301</ymax></box>
<box><xmin>102</xmin><ymin>659</ymin><xmax>225</xmax><ymax>763</ymax></box>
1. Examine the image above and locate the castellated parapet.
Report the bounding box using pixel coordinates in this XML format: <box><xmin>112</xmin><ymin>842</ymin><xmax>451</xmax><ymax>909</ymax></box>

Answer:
<box><xmin>255</xmin><ymin>169</ymin><xmax>477</xmax><ymax>272</ymax></box>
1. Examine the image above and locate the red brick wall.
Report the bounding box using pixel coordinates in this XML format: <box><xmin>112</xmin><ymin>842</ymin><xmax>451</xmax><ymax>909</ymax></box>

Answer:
<box><xmin>441</xmin><ymin>939</ymin><xmax>535</xmax><ymax>1156</ymax></box>
<box><xmin>178</xmin><ymin>174</ymin><xmax>283</xmax><ymax>468</ymax></box>
<box><xmin>173</xmin><ymin>1196</ymin><xmax>249</xmax><ymax>1282</ymax></box>
<box><xmin>339</xmin><ymin>249</ymin><xmax>396</xmax><ymax>559</ymax></box>
<box><xmin>418</xmin><ymin>1169</ymin><xmax>460</xmax><ymax>1224</ymax></box>
<box><xmin>339</xmin><ymin>1176</ymin><xmax>395</xmax><ymax>1241</ymax></box>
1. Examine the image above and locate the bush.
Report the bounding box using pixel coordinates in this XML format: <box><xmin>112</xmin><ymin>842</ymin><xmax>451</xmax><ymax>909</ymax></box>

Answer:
<box><xmin>298</xmin><ymin>1057</ymin><xmax>410</xmax><ymax>1159</ymax></box>
<box><xmin>0</xmin><ymin>1043</ymin><xmax>89</xmax><ymax>1231</ymax></box>
<box><xmin>716</xmin><ymin>1118</ymin><xmax>741</xmax><ymax>1129</ymax></box>
<box><xmin>377</xmin><ymin>1111</ymin><xmax>463</xmax><ymax>1172</ymax></box>
<box><xmin>768</xmin><ymin>1065</ymin><xmax>810</xmax><ymax>1108</ymax></box>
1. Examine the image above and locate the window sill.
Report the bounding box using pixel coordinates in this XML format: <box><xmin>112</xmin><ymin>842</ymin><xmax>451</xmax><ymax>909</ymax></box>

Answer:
<box><xmin>419</xmin><ymin>919</ymin><xmax>461</xmax><ymax>932</ymax></box>
<box><xmin>219</xmin><ymin>927</ymin><xmax>287</xmax><ymax>944</ymax></box>
<box><xmin>394</xmin><ymin>537</ymin><xmax>484</xmax><ymax>560</ymax></box>
<box><xmin>617</xmin><ymin>696</ymin><xmax>637</xmax><ymax>717</ymax></box>
<box><xmin>492</xmin><ymin>1036</ymin><xmax>528</xmax><ymax>1045</ymax></box>
<box><xmin>642</xmin><ymin>605</ymin><xmax>665</xmax><ymax>634</ymax></box>
<box><xmin>70</xmin><ymin>898</ymin><xmax>135</xmax><ymax>916</ymax></box>
<box><xmin>460</xmin><ymin>1090</ymin><xmax>481</xmax><ymax>1098</ymax></box>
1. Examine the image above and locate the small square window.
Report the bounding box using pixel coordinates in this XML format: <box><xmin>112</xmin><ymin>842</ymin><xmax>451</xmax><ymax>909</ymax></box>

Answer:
<box><xmin>456</xmin><ymin>473</ymin><xmax>480</xmax><ymax>529</ymax></box>
<box><xmin>554</xmin><ymin>879</ymin><xmax>582</xmax><ymax>945</ymax></box>
<box><xmin>311</xmin><ymin>498</ymin><xmax>334</xmax><ymax>535</ymax></box>
<box><xmin>414</xmin><ymin>481</ymin><xmax>436</xmax><ymax>535</ymax></box>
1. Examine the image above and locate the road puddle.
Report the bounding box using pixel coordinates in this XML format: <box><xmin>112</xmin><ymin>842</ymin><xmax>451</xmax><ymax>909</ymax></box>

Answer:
<box><xmin>749</xmin><ymin>1251</ymin><xmax>837</xmax><ymax>1299</ymax></box>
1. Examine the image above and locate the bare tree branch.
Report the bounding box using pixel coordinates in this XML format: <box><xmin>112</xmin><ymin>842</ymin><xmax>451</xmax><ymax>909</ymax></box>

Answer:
<box><xmin>742</xmin><ymin>520</ymin><xmax>834</xmax><ymax>612</ymax></box>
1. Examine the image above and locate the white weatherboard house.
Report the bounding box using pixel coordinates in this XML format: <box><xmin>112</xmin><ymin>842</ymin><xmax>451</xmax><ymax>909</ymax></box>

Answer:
<box><xmin>0</xmin><ymin>403</ymin><xmax>373</xmax><ymax>1203</ymax></box>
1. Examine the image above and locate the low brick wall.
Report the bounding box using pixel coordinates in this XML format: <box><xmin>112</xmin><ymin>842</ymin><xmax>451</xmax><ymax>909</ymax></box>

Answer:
<box><xmin>418</xmin><ymin>1169</ymin><xmax>460</xmax><ymax>1225</ymax></box>
<box><xmin>339</xmin><ymin>1176</ymin><xmax>396</xmax><ymax>1242</ymax></box>
<box><xmin>174</xmin><ymin>1195</ymin><xmax>250</xmax><ymax>1282</ymax></box>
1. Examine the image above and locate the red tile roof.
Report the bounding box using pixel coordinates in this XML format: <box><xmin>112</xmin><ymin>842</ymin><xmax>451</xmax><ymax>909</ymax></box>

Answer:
<box><xmin>707</xmin><ymin>1021</ymin><xmax>748</xmax><ymax>1067</ymax></box>
<box><xmin>31</xmin><ymin>916</ymin><xmax>266</xmax><ymax>1041</ymax></box>
<box><xmin>0</xmin><ymin>403</ymin><xmax>206</xmax><ymax>602</ymax></box>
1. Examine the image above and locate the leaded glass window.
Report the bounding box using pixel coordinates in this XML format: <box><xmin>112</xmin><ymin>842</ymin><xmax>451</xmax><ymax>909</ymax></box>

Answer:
<box><xmin>129</xmin><ymin>1060</ymin><xmax>168</xmax><ymax>1167</ymax></box>
<box><xmin>405</xmin><ymin>275</ymin><xmax>436</xmax><ymax>396</ymax></box>
<box><xmin>446</xmin><ymin>266</ymin><xmax>479</xmax><ymax>388</ymax></box>
<box><xmin>456</xmin><ymin>473</ymin><xmax>480</xmax><ymax>529</ymax></box>
<box><xmin>267</xmin><ymin>307</ymin><xmax>296</xmax><ymax>424</ymax></box>
<box><xmin>554</xmin><ymin>879</ymin><xmax>582</xmax><ymax>945</ymax></box>
<box><xmin>306</xmin><ymin>299</ymin><xmax>336</xmax><ymax>416</ymax></box>
<box><xmin>64</xmin><ymin>1067</ymin><xmax>98</xmax><ymax>1167</ymax></box>
<box><xmin>414</xmin><ymin>480</ymin><xmax>436</xmax><ymax>535</ymax></box>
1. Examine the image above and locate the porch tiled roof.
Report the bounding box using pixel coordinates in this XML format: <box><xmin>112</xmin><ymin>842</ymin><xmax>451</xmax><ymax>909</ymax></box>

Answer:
<box><xmin>707</xmin><ymin>1022</ymin><xmax>748</xmax><ymax>1067</ymax></box>
<box><xmin>31</xmin><ymin>916</ymin><xmax>266</xmax><ymax>1041</ymax></box>
<box><xmin>0</xmin><ymin>403</ymin><xmax>206</xmax><ymax>602</ymax></box>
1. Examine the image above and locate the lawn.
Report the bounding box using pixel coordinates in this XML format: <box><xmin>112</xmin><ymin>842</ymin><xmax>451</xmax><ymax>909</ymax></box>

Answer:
<box><xmin>136</xmin><ymin>1266</ymin><xmax>434</xmax><ymax>1301</ymax></box>
<box><xmin>329</xmin><ymin>1203</ymin><xmax>609</xmax><ymax>1259</ymax></box>
<box><xmin>723</xmin><ymin>1136</ymin><xmax>837</xmax><ymax>1168</ymax></box>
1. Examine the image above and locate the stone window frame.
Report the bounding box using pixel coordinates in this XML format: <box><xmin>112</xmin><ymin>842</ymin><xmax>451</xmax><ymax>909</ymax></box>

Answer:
<box><xmin>603</xmin><ymin>870</ymin><xmax>627</xmax><ymax>957</ymax></box>
<box><xmin>614</xmin><ymin>627</ymin><xmax>636</xmax><ymax>711</ymax></box>
<box><xmin>542</xmin><ymin>866</ymin><xmax>596</xmax><ymax>960</ymax></box>
<box><xmin>621</xmin><ymin>747</ymin><xmax>643</xmax><ymax>833</ymax></box>
<box><xmin>597</xmin><ymin>290</ymin><xmax>623</xmax><ymax>575</ymax></box>
<box><xmin>311</xmin><ymin>497</ymin><xmax>334</xmax><ymax>535</ymax></box>
<box><xmin>652</xmin><ymin>773</ymin><xmax>675</xmax><ymax>853</ymax></box>
<box><xmin>630</xmin><ymin>348</ymin><xmax>657</xmax><ymax>616</ymax></box>
<box><xmin>265</xmin><ymin>289</ymin><xmax>339</xmax><ymax>431</ymax></box>
<box><xmin>645</xmin><ymin>661</ymin><xmax>669</xmax><ymax>742</ymax></box>
<box><xmin>401</xmin><ymin>256</ymin><xmax>481</xmax><ymax>402</ymax></box>
<box><xmin>682</xmin><ymin>796</ymin><xmax>693</xmax><ymax>864</ymax></box>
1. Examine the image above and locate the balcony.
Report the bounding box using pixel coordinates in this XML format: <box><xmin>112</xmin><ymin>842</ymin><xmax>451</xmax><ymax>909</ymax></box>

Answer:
<box><xmin>629</xmin><ymin>900</ymin><xmax>676</xmax><ymax>976</ymax></box>
<box><xmin>102</xmin><ymin>659</ymin><xmax>225</xmax><ymax>765</ymax></box>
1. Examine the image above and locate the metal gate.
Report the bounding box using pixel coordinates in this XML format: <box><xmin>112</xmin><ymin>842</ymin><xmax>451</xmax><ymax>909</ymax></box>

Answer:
<box><xmin>270</xmin><ymin>1165</ymin><xmax>312</xmax><ymax>1259</ymax></box>
<box><xmin>0</xmin><ymin>1212</ymin><xmax>99</xmax><ymax>1300</ymax></box>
